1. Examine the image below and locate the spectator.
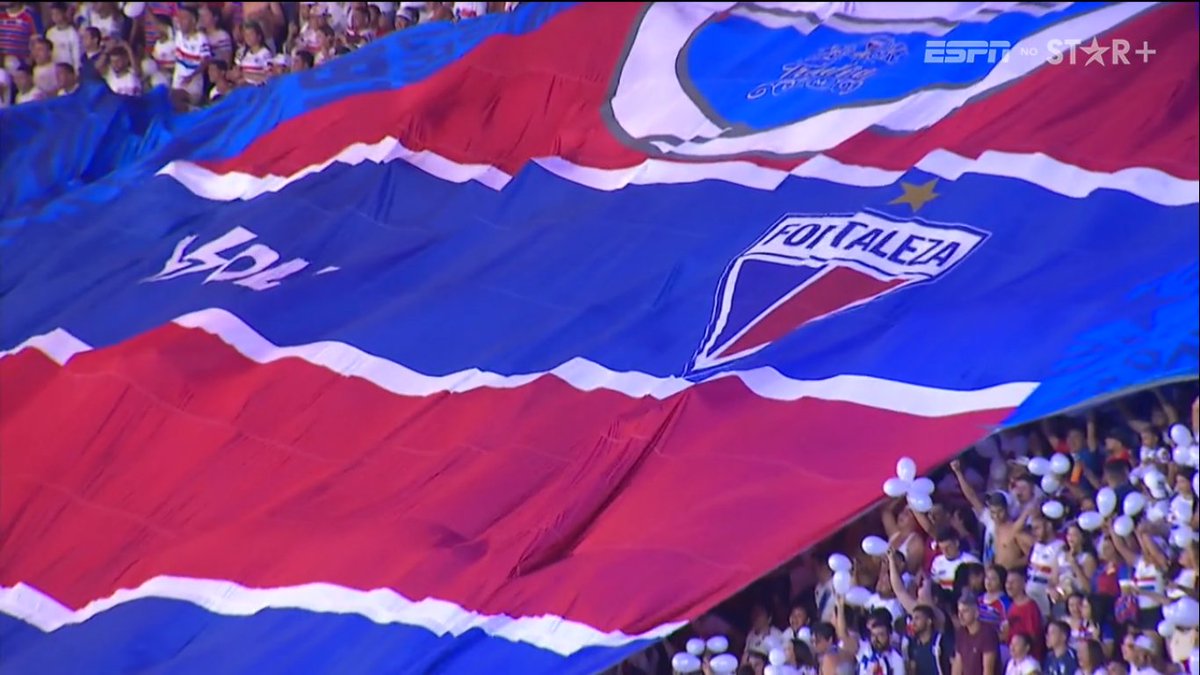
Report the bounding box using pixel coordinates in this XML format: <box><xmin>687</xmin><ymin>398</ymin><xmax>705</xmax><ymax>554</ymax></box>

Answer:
<box><xmin>291</xmin><ymin>48</ymin><xmax>313</xmax><ymax>72</ymax></box>
<box><xmin>858</xmin><ymin>614</ymin><xmax>906</xmax><ymax>675</ymax></box>
<box><xmin>149</xmin><ymin>12</ymin><xmax>174</xmax><ymax>80</ymax></box>
<box><xmin>1004</xmin><ymin>568</ymin><xmax>1045</xmax><ymax>660</ymax></box>
<box><xmin>81</xmin><ymin>25</ymin><xmax>104</xmax><ymax>70</ymax></box>
<box><xmin>140</xmin><ymin>1</ymin><xmax>176</xmax><ymax>51</ymax></box>
<box><xmin>54</xmin><ymin>61</ymin><xmax>76</xmax><ymax>95</ymax></box>
<box><xmin>0</xmin><ymin>1</ymin><xmax>39</xmax><ymax>71</ymax></box>
<box><xmin>453</xmin><ymin>1</ymin><xmax>486</xmax><ymax>20</ymax></box>
<box><xmin>1005</xmin><ymin>634</ymin><xmax>1039</xmax><ymax>675</ymax></box>
<box><xmin>30</xmin><ymin>36</ymin><xmax>57</xmax><ymax>95</ymax></box>
<box><xmin>171</xmin><ymin>5</ymin><xmax>209</xmax><ymax>104</ymax></box>
<box><xmin>1022</xmin><ymin>513</ymin><xmax>1065</xmax><ymax>618</ymax></box>
<box><xmin>313</xmin><ymin>24</ymin><xmax>336</xmax><ymax>65</ymax></box>
<box><xmin>199</xmin><ymin>4</ymin><xmax>232</xmax><ymax>65</ymax></box>
<box><xmin>908</xmin><ymin>604</ymin><xmax>952</xmax><ymax>675</ymax></box>
<box><xmin>1041</xmin><ymin>621</ymin><xmax>1078</xmax><ymax>675</ymax></box>
<box><xmin>394</xmin><ymin>6</ymin><xmax>417</xmax><ymax>29</ymax></box>
<box><xmin>11</xmin><ymin>61</ymin><xmax>43</xmax><ymax>103</ymax></box>
<box><xmin>783</xmin><ymin>604</ymin><xmax>812</xmax><ymax>642</ymax></box>
<box><xmin>0</xmin><ymin>63</ymin><xmax>11</xmax><ymax>106</ymax></box>
<box><xmin>83</xmin><ymin>2</ymin><xmax>128</xmax><ymax>40</ymax></box>
<box><xmin>932</xmin><ymin>528</ymin><xmax>980</xmax><ymax>605</ymax></box>
<box><xmin>1130</xmin><ymin>635</ymin><xmax>1164</xmax><ymax>675</ymax></box>
<box><xmin>978</xmin><ymin>565</ymin><xmax>1011</xmax><ymax>629</ymax></box>
<box><xmin>954</xmin><ymin>593</ymin><xmax>1001</xmax><ymax>675</ymax></box>
<box><xmin>206</xmin><ymin>58</ymin><xmax>232</xmax><ymax>102</ymax></box>
<box><xmin>344</xmin><ymin>4</ymin><xmax>374</xmax><ymax>47</ymax></box>
<box><xmin>234</xmin><ymin>21</ymin><xmax>271</xmax><ymax>85</ymax></box>
<box><xmin>45</xmin><ymin>2</ymin><xmax>81</xmax><ymax>68</ymax></box>
<box><xmin>743</xmin><ymin>603</ymin><xmax>784</xmax><ymax>661</ymax></box>
<box><xmin>1077</xmin><ymin>639</ymin><xmax>1106</xmax><ymax>675</ymax></box>
<box><xmin>104</xmin><ymin>43</ymin><xmax>140</xmax><ymax>96</ymax></box>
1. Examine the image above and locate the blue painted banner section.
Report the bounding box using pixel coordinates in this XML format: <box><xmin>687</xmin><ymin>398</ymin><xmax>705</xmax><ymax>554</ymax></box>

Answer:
<box><xmin>0</xmin><ymin>2</ymin><xmax>571</xmax><ymax>225</ymax></box>
<box><xmin>1005</xmin><ymin>260</ymin><xmax>1200</xmax><ymax>424</ymax></box>
<box><xmin>1</xmin><ymin>156</ymin><xmax>1195</xmax><ymax>392</ymax></box>
<box><xmin>684</xmin><ymin>3</ymin><xmax>1103</xmax><ymax>130</ymax></box>
<box><xmin>0</xmin><ymin>602</ymin><xmax>650</xmax><ymax>675</ymax></box>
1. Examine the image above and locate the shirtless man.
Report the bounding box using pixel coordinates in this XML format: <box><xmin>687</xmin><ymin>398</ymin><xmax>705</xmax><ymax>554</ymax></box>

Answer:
<box><xmin>952</xmin><ymin>460</ymin><xmax>1039</xmax><ymax>571</ymax></box>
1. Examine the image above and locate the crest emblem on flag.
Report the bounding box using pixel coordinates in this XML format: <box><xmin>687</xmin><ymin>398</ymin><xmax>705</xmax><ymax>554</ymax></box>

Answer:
<box><xmin>690</xmin><ymin>204</ymin><xmax>988</xmax><ymax>371</ymax></box>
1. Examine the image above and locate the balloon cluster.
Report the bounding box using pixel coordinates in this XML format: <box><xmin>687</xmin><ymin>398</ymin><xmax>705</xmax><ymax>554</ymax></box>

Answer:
<box><xmin>882</xmin><ymin>457</ymin><xmax>936</xmax><ymax>513</ymax></box>
<box><xmin>1023</xmin><ymin>452</ymin><xmax>1072</xmax><ymax>495</ymax></box>
<box><xmin>672</xmin><ymin>636</ymin><xmax>732</xmax><ymax>674</ymax></box>
<box><xmin>828</xmin><ymin>552</ymin><xmax>875</xmax><ymax>608</ymax></box>
<box><xmin>1156</xmin><ymin>596</ymin><xmax>1200</xmax><ymax>640</ymax></box>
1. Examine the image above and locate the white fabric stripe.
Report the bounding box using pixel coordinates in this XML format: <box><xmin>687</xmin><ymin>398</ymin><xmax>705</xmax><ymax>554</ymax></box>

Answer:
<box><xmin>0</xmin><ymin>577</ymin><xmax>684</xmax><ymax>656</ymax></box>
<box><xmin>0</xmin><ymin>328</ymin><xmax>92</xmax><ymax>365</ymax></box>
<box><xmin>2</xmin><ymin>307</ymin><xmax>1036</xmax><ymax>417</ymax></box>
<box><xmin>160</xmin><ymin>142</ymin><xmax>1199</xmax><ymax>207</ymax></box>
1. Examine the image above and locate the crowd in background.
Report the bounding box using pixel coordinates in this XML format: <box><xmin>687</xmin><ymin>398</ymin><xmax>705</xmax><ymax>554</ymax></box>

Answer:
<box><xmin>613</xmin><ymin>383</ymin><xmax>1200</xmax><ymax>675</ymax></box>
<box><xmin>0</xmin><ymin>1</ymin><xmax>518</xmax><ymax>109</ymax></box>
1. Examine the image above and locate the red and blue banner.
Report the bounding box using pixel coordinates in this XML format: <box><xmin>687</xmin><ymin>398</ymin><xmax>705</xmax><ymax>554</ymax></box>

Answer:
<box><xmin>1</xmin><ymin>2</ymin><xmax>1197</xmax><ymax>674</ymax></box>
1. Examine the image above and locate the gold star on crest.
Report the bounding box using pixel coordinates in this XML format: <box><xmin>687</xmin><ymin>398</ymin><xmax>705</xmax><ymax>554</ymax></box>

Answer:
<box><xmin>888</xmin><ymin>179</ymin><xmax>940</xmax><ymax>213</ymax></box>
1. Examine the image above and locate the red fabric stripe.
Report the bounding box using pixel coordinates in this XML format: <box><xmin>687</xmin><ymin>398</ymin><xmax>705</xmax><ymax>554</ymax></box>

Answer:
<box><xmin>198</xmin><ymin>4</ymin><xmax>1196</xmax><ymax>183</ymax></box>
<box><xmin>722</xmin><ymin>267</ymin><xmax>906</xmax><ymax>358</ymax></box>
<box><xmin>0</xmin><ymin>325</ymin><xmax>1010</xmax><ymax>633</ymax></box>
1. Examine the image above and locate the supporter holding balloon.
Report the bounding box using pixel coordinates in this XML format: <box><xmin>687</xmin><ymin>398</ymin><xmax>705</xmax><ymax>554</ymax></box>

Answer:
<box><xmin>954</xmin><ymin>593</ymin><xmax>1001</xmax><ymax>675</ymax></box>
<box><xmin>882</xmin><ymin>499</ymin><xmax>929</xmax><ymax>575</ymax></box>
<box><xmin>171</xmin><ymin>5</ymin><xmax>210</xmax><ymax>104</ymax></box>
<box><xmin>1042</xmin><ymin>621</ymin><xmax>1079</xmax><ymax>675</ymax></box>
<box><xmin>783</xmin><ymin>604</ymin><xmax>812</xmax><ymax>642</ymax></box>
<box><xmin>45</xmin><ymin>3</ymin><xmax>81</xmax><ymax>69</ymax></box>
<box><xmin>745</xmin><ymin>603</ymin><xmax>785</xmax><ymax>660</ymax></box>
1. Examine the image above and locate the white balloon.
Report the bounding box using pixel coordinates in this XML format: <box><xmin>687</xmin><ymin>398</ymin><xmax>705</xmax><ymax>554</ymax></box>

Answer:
<box><xmin>1097</xmin><ymin>487</ymin><xmax>1118</xmax><ymax>516</ymax></box>
<box><xmin>1171</xmin><ymin>499</ymin><xmax>1193</xmax><ymax>524</ymax></box>
<box><xmin>832</xmin><ymin>570</ymin><xmax>853</xmax><ymax>596</ymax></box>
<box><xmin>1028</xmin><ymin>457</ymin><xmax>1051</xmax><ymax>477</ymax></box>
<box><xmin>828</xmin><ymin>553</ymin><xmax>853</xmax><ymax>573</ymax></box>
<box><xmin>862</xmin><ymin>536</ymin><xmax>889</xmax><ymax>557</ymax></box>
<box><xmin>765</xmin><ymin>666</ymin><xmax>783</xmax><ymax>675</ymax></box>
<box><xmin>907</xmin><ymin>492</ymin><xmax>933</xmax><ymax>514</ymax></box>
<box><xmin>1078</xmin><ymin>511</ymin><xmax>1104</xmax><ymax>531</ymax></box>
<box><xmin>1147</xmin><ymin>501</ymin><xmax>1169</xmax><ymax>523</ymax></box>
<box><xmin>672</xmin><ymin>652</ymin><xmax>702</xmax><ymax>674</ymax></box>
<box><xmin>1171</xmin><ymin>527</ymin><xmax>1197</xmax><ymax>549</ymax></box>
<box><xmin>1169</xmin><ymin>597</ymin><xmax>1199</xmax><ymax>628</ymax></box>
<box><xmin>1050</xmin><ymin>454</ymin><xmax>1072</xmax><ymax>476</ymax></box>
<box><xmin>769</xmin><ymin>648</ymin><xmax>788</xmax><ymax>666</ymax></box>
<box><xmin>1158</xmin><ymin>620</ymin><xmax>1176</xmax><ymax>639</ymax></box>
<box><xmin>686</xmin><ymin>638</ymin><xmax>706</xmax><ymax>656</ymax></box>
<box><xmin>883</xmin><ymin>477</ymin><xmax>910</xmax><ymax>498</ymax></box>
<box><xmin>1170</xmin><ymin>424</ymin><xmax>1195</xmax><ymax>448</ymax></box>
<box><xmin>1042</xmin><ymin>500</ymin><xmax>1065</xmax><ymax>520</ymax></box>
<box><xmin>1175</xmin><ymin>445</ymin><xmax>1192</xmax><ymax>466</ymax></box>
<box><xmin>910</xmin><ymin>477</ymin><xmax>936</xmax><ymax>496</ymax></box>
<box><xmin>1124</xmin><ymin>491</ymin><xmax>1147</xmax><ymax>517</ymax></box>
<box><xmin>797</xmin><ymin>626</ymin><xmax>812</xmax><ymax>644</ymax></box>
<box><xmin>706</xmin><ymin>636</ymin><xmax>729</xmax><ymax>654</ymax></box>
<box><xmin>1041</xmin><ymin>474</ymin><xmax>1061</xmax><ymax>495</ymax></box>
<box><xmin>1114</xmin><ymin>514</ymin><xmax>1135</xmax><ymax>538</ymax></box>
<box><xmin>845</xmin><ymin>586</ymin><xmax>873</xmax><ymax>607</ymax></box>
<box><xmin>897</xmin><ymin>457</ymin><xmax>917</xmax><ymax>482</ymax></box>
<box><xmin>710</xmin><ymin>653</ymin><xmax>739</xmax><ymax>674</ymax></box>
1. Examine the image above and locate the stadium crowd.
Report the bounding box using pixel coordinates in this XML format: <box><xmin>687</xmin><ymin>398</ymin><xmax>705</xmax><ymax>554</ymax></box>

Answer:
<box><xmin>0</xmin><ymin>1</ymin><xmax>517</xmax><ymax>109</ymax></box>
<box><xmin>614</xmin><ymin>384</ymin><xmax>1200</xmax><ymax>675</ymax></box>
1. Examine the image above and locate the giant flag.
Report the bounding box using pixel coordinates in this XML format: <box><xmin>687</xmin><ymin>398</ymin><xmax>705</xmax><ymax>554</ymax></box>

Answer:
<box><xmin>1</xmin><ymin>2</ymin><xmax>1197</xmax><ymax>674</ymax></box>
